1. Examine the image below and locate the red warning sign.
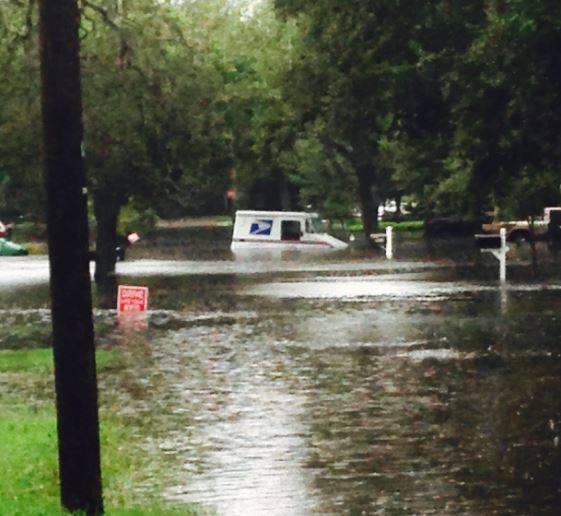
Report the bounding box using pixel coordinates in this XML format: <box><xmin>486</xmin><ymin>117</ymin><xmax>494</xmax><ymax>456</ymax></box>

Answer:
<box><xmin>117</xmin><ymin>285</ymin><xmax>149</xmax><ymax>313</ymax></box>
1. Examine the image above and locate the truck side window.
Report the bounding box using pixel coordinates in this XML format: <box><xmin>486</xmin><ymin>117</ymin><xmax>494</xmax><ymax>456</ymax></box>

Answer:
<box><xmin>549</xmin><ymin>210</ymin><xmax>561</xmax><ymax>225</ymax></box>
<box><xmin>281</xmin><ymin>220</ymin><xmax>301</xmax><ymax>241</ymax></box>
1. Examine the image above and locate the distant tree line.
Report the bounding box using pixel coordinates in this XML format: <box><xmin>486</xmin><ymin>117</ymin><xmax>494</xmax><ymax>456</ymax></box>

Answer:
<box><xmin>273</xmin><ymin>0</ymin><xmax>561</xmax><ymax>239</ymax></box>
<box><xmin>2</xmin><ymin>0</ymin><xmax>561</xmax><ymax>263</ymax></box>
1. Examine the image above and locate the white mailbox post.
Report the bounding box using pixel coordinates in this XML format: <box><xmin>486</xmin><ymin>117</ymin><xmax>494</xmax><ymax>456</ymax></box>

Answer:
<box><xmin>370</xmin><ymin>226</ymin><xmax>394</xmax><ymax>259</ymax></box>
<box><xmin>386</xmin><ymin>226</ymin><xmax>394</xmax><ymax>260</ymax></box>
<box><xmin>477</xmin><ymin>228</ymin><xmax>509</xmax><ymax>282</ymax></box>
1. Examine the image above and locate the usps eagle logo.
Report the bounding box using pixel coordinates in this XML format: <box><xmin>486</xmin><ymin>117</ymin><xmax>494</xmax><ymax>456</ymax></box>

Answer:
<box><xmin>250</xmin><ymin>219</ymin><xmax>273</xmax><ymax>236</ymax></box>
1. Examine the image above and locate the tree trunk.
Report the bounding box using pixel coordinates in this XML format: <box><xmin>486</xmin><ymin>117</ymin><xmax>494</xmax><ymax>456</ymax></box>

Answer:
<box><xmin>530</xmin><ymin>238</ymin><xmax>538</xmax><ymax>276</ymax></box>
<box><xmin>356</xmin><ymin>165</ymin><xmax>377</xmax><ymax>246</ymax></box>
<box><xmin>38</xmin><ymin>0</ymin><xmax>103</xmax><ymax>513</ymax></box>
<box><xmin>93</xmin><ymin>193</ymin><xmax>121</xmax><ymax>284</ymax></box>
<box><xmin>395</xmin><ymin>194</ymin><xmax>402</xmax><ymax>221</ymax></box>
<box><xmin>97</xmin><ymin>275</ymin><xmax>118</xmax><ymax>310</ymax></box>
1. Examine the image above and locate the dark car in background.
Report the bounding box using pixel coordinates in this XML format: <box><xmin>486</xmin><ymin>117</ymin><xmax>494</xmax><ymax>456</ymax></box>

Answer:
<box><xmin>424</xmin><ymin>215</ymin><xmax>490</xmax><ymax>238</ymax></box>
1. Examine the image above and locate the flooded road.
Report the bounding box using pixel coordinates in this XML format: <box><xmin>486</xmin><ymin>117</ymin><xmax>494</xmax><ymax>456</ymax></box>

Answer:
<box><xmin>2</xmin><ymin>227</ymin><xmax>561</xmax><ymax>514</ymax></box>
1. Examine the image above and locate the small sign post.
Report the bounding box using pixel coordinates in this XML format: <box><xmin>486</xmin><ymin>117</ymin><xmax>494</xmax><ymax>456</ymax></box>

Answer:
<box><xmin>369</xmin><ymin>226</ymin><xmax>394</xmax><ymax>259</ymax></box>
<box><xmin>117</xmin><ymin>285</ymin><xmax>149</xmax><ymax>313</ymax></box>
<box><xmin>476</xmin><ymin>228</ymin><xmax>509</xmax><ymax>283</ymax></box>
<box><xmin>386</xmin><ymin>226</ymin><xmax>394</xmax><ymax>260</ymax></box>
<box><xmin>117</xmin><ymin>285</ymin><xmax>149</xmax><ymax>330</ymax></box>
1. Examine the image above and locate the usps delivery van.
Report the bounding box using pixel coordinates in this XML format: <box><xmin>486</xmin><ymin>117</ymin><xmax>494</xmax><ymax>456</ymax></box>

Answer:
<box><xmin>231</xmin><ymin>210</ymin><xmax>348</xmax><ymax>252</ymax></box>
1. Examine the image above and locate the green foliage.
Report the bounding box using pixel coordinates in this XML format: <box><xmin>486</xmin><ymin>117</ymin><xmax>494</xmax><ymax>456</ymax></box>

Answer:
<box><xmin>0</xmin><ymin>1</ymin><xmax>43</xmax><ymax>221</ymax></box>
<box><xmin>2</xmin><ymin>0</ymin><xmax>561</xmax><ymax>234</ymax></box>
<box><xmin>440</xmin><ymin>0</ymin><xmax>561</xmax><ymax>216</ymax></box>
<box><xmin>281</xmin><ymin>130</ymin><xmax>356</xmax><ymax>219</ymax></box>
<box><xmin>272</xmin><ymin>0</ymin><xmax>457</xmax><ymax>231</ymax></box>
<box><xmin>501</xmin><ymin>168</ymin><xmax>560</xmax><ymax>220</ymax></box>
<box><xmin>80</xmin><ymin>0</ymin><xmax>233</xmax><ymax>217</ymax></box>
<box><xmin>273</xmin><ymin>0</ymin><xmax>561</xmax><ymax>221</ymax></box>
<box><xmin>11</xmin><ymin>221</ymin><xmax>47</xmax><ymax>242</ymax></box>
<box><xmin>118</xmin><ymin>202</ymin><xmax>158</xmax><ymax>236</ymax></box>
<box><xmin>211</xmin><ymin>1</ymin><xmax>302</xmax><ymax>211</ymax></box>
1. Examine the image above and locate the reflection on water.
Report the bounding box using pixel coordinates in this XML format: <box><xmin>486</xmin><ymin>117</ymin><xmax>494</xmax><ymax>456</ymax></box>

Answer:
<box><xmin>88</xmin><ymin>284</ymin><xmax>561</xmax><ymax>514</ymax></box>
<box><xmin>166</xmin><ymin>366</ymin><xmax>315</xmax><ymax>516</ymax></box>
<box><xmin>240</xmin><ymin>277</ymin><xmax>561</xmax><ymax>299</ymax></box>
<box><xmin>0</xmin><ymin>256</ymin><xmax>446</xmax><ymax>288</ymax></box>
<box><xmin>2</xmin><ymin>230</ymin><xmax>561</xmax><ymax>514</ymax></box>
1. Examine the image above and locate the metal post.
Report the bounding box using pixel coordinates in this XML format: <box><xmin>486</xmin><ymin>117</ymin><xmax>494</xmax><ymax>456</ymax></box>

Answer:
<box><xmin>386</xmin><ymin>226</ymin><xmax>393</xmax><ymax>260</ymax></box>
<box><xmin>500</xmin><ymin>228</ymin><xmax>507</xmax><ymax>282</ymax></box>
<box><xmin>477</xmin><ymin>229</ymin><xmax>509</xmax><ymax>283</ymax></box>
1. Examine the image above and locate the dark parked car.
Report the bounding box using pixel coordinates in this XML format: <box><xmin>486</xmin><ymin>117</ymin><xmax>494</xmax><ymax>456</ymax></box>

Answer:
<box><xmin>424</xmin><ymin>216</ymin><xmax>488</xmax><ymax>237</ymax></box>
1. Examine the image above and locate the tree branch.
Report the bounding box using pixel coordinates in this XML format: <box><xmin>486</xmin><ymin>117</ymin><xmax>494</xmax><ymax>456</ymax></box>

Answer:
<box><xmin>81</xmin><ymin>0</ymin><xmax>119</xmax><ymax>32</ymax></box>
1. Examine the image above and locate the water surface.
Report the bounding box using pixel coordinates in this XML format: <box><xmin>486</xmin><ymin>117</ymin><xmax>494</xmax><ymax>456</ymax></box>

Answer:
<box><xmin>2</xmin><ymin>228</ymin><xmax>561</xmax><ymax>514</ymax></box>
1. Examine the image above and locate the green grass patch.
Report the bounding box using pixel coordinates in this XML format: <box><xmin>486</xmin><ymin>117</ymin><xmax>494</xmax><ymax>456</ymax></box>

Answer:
<box><xmin>0</xmin><ymin>406</ymin><xmax>61</xmax><ymax>515</ymax></box>
<box><xmin>345</xmin><ymin>218</ymin><xmax>425</xmax><ymax>233</ymax></box>
<box><xmin>0</xmin><ymin>349</ymin><xmax>197</xmax><ymax>515</ymax></box>
<box><xmin>215</xmin><ymin>215</ymin><xmax>233</xmax><ymax>225</ymax></box>
<box><xmin>0</xmin><ymin>348</ymin><xmax>115</xmax><ymax>374</ymax></box>
<box><xmin>23</xmin><ymin>241</ymin><xmax>48</xmax><ymax>255</ymax></box>
<box><xmin>0</xmin><ymin>348</ymin><xmax>54</xmax><ymax>373</ymax></box>
<box><xmin>379</xmin><ymin>220</ymin><xmax>424</xmax><ymax>231</ymax></box>
<box><xmin>0</xmin><ymin>407</ymin><xmax>194</xmax><ymax>515</ymax></box>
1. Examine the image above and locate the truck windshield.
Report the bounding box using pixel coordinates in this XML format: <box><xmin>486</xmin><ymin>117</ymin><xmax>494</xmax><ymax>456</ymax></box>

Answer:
<box><xmin>307</xmin><ymin>217</ymin><xmax>326</xmax><ymax>234</ymax></box>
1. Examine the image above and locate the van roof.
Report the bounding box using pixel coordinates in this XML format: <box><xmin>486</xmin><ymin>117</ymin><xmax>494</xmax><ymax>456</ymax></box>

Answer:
<box><xmin>235</xmin><ymin>210</ymin><xmax>319</xmax><ymax>218</ymax></box>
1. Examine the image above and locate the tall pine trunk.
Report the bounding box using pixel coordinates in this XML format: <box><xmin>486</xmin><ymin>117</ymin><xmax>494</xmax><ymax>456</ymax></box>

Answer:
<box><xmin>38</xmin><ymin>0</ymin><xmax>103</xmax><ymax>512</ymax></box>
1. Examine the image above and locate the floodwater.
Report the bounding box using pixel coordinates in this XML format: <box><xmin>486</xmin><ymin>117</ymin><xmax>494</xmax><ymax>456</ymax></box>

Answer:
<box><xmin>2</xmin><ymin>226</ymin><xmax>561</xmax><ymax>514</ymax></box>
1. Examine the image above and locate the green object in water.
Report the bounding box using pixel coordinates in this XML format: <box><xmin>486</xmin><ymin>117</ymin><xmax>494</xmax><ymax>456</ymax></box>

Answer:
<box><xmin>0</xmin><ymin>238</ymin><xmax>28</xmax><ymax>256</ymax></box>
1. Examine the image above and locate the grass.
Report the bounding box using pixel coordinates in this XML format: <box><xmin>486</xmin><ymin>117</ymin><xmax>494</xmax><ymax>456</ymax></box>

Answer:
<box><xmin>345</xmin><ymin>218</ymin><xmax>425</xmax><ymax>233</ymax></box>
<box><xmin>23</xmin><ymin>241</ymin><xmax>49</xmax><ymax>255</ymax></box>
<box><xmin>379</xmin><ymin>220</ymin><xmax>424</xmax><ymax>231</ymax></box>
<box><xmin>214</xmin><ymin>215</ymin><xmax>234</xmax><ymax>226</ymax></box>
<box><xmin>0</xmin><ymin>348</ymin><xmax>54</xmax><ymax>373</ymax></box>
<box><xmin>0</xmin><ymin>406</ymin><xmax>60</xmax><ymax>515</ymax></box>
<box><xmin>0</xmin><ymin>348</ymin><xmax>197</xmax><ymax>515</ymax></box>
